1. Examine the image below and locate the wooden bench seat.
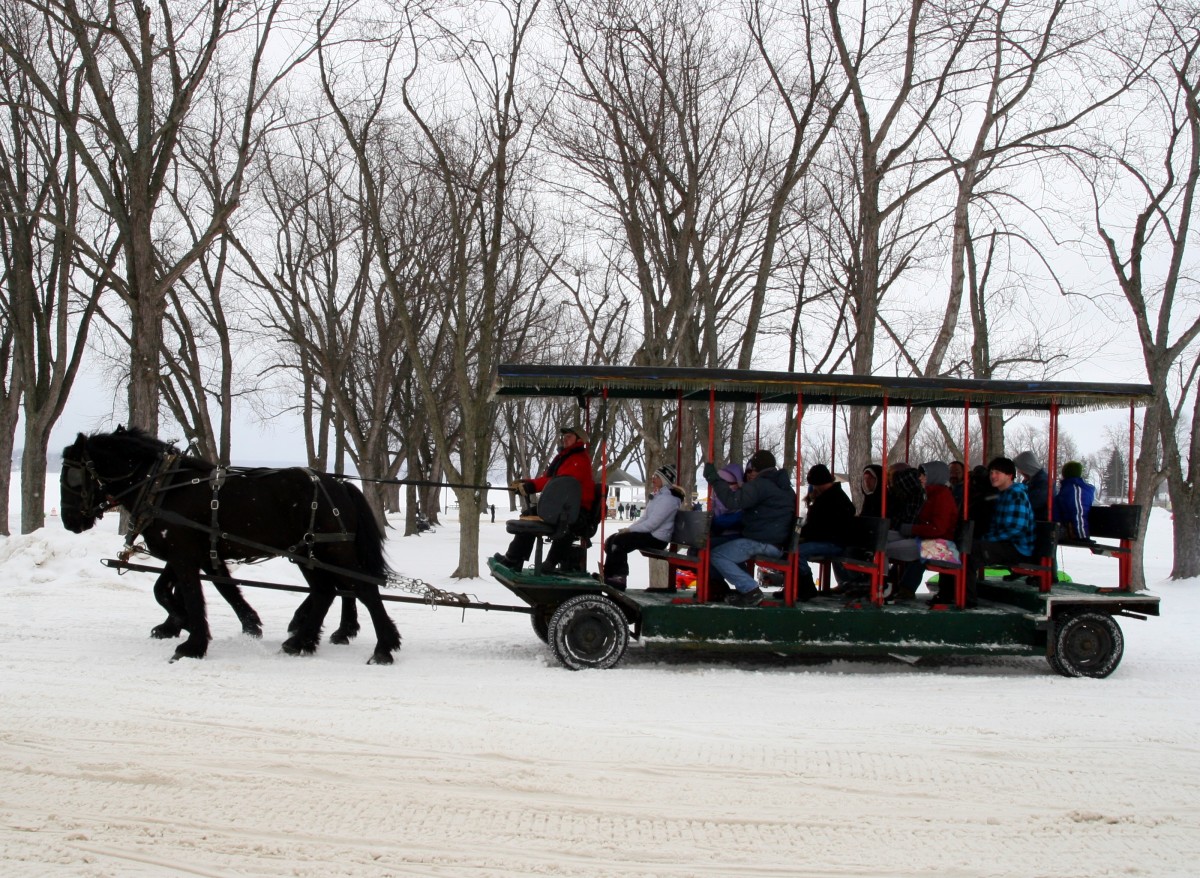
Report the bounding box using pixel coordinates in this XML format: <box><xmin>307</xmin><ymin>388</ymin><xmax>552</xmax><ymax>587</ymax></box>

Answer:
<box><xmin>1057</xmin><ymin>503</ymin><xmax>1142</xmax><ymax>589</ymax></box>
<box><xmin>638</xmin><ymin>509</ymin><xmax>712</xmax><ymax>597</ymax></box>
<box><xmin>1007</xmin><ymin>520</ymin><xmax>1059</xmax><ymax>592</ymax></box>
<box><xmin>809</xmin><ymin>516</ymin><xmax>889</xmax><ymax>606</ymax></box>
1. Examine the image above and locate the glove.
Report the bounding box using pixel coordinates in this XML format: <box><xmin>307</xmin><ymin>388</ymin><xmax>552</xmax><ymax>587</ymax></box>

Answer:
<box><xmin>523</xmin><ymin>481</ymin><xmax>538</xmax><ymax>495</ymax></box>
<box><xmin>899</xmin><ymin>523</ymin><xmax>913</xmax><ymax>537</ymax></box>
<box><xmin>509</xmin><ymin>480</ymin><xmax>526</xmax><ymax>494</ymax></box>
<box><xmin>702</xmin><ymin>462</ymin><xmax>719</xmax><ymax>482</ymax></box>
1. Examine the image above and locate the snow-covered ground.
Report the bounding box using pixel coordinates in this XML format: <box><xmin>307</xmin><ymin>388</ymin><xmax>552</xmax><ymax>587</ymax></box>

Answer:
<box><xmin>1</xmin><ymin>494</ymin><xmax>1197</xmax><ymax>877</ymax></box>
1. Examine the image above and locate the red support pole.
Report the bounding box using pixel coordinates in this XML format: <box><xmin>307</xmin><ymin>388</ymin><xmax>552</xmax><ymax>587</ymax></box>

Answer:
<box><xmin>676</xmin><ymin>392</ymin><xmax>684</xmax><ymax>478</ymax></box>
<box><xmin>695</xmin><ymin>387</ymin><xmax>717</xmax><ymax>604</ymax></box>
<box><xmin>876</xmin><ymin>397</ymin><xmax>890</xmax><ymax>607</ymax></box>
<box><xmin>904</xmin><ymin>401</ymin><xmax>912</xmax><ymax>463</ymax></box>
<box><xmin>755</xmin><ymin>393</ymin><xmax>762</xmax><ymax>450</ymax></box>
<box><xmin>794</xmin><ymin>392</ymin><xmax>805</xmax><ymax>514</ymax></box>
<box><xmin>598</xmin><ymin>390</ymin><xmax>608</xmax><ymax>575</ymax></box>
<box><xmin>1128</xmin><ymin>404</ymin><xmax>1136</xmax><ymax>504</ymax></box>
<box><xmin>880</xmin><ymin>400</ymin><xmax>889</xmax><ymax>520</ymax></box>
<box><xmin>962</xmin><ymin>400</ymin><xmax>971</xmax><ymax>519</ymax></box>
<box><xmin>981</xmin><ymin>405</ymin><xmax>990</xmax><ymax>461</ymax></box>
<box><xmin>831</xmin><ymin>398</ymin><xmax>838</xmax><ymax>475</ymax></box>
<box><xmin>1048</xmin><ymin>401</ymin><xmax>1059</xmax><ymax>521</ymax></box>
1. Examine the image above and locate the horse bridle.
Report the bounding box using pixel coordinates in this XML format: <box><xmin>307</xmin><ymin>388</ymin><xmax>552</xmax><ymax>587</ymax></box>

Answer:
<box><xmin>63</xmin><ymin>450</ymin><xmax>146</xmax><ymax>519</ymax></box>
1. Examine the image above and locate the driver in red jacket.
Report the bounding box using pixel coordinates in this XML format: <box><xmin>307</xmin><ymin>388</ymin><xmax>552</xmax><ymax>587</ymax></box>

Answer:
<box><xmin>492</xmin><ymin>425</ymin><xmax>595</xmax><ymax>571</ymax></box>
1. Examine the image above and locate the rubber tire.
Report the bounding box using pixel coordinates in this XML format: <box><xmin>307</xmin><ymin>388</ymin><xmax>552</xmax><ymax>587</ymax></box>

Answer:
<box><xmin>548</xmin><ymin>593</ymin><xmax>629</xmax><ymax>670</ymax></box>
<box><xmin>1051</xmin><ymin>611</ymin><xmax>1124</xmax><ymax>678</ymax></box>
<box><xmin>531</xmin><ymin>606</ymin><xmax>552</xmax><ymax>643</ymax></box>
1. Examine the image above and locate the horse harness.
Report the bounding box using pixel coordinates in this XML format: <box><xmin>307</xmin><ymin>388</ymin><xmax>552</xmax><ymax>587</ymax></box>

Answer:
<box><xmin>73</xmin><ymin>450</ymin><xmax>358</xmax><ymax>569</ymax></box>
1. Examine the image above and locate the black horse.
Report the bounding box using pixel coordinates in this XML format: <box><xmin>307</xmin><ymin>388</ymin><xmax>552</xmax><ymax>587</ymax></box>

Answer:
<box><xmin>61</xmin><ymin>427</ymin><xmax>399</xmax><ymax>664</ymax></box>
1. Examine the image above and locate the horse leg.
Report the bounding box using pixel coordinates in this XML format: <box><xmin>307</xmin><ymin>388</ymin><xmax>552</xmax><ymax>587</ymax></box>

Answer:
<box><xmin>282</xmin><ymin>570</ymin><xmax>335</xmax><ymax>656</ymax></box>
<box><xmin>151</xmin><ymin>568</ymin><xmax>185</xmax><ymax>639</ymax></box>
<box><xmin>171</xmin><ymin>567</ymin><xmax>211</xmax><ymax>661</ymax></box>
<box><xmin>329</xmin><ymin>594</ymin><xmax>360</xmax><ymax>645</ymax></box>
<box><xmin>209</xmin><ymin>561</ymin><xmax>263</xmax><ymax>637</ymax></box>
<box><xmin>353</xmin><ymin>580</ymin><xmax>402</xmax><ymax>666</ymax></box>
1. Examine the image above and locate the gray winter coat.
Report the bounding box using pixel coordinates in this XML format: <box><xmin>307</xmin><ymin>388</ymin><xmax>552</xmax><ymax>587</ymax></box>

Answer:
<box><xmin>710</xmin><ymin>466</ymin><xmax>797</xmax><ymax>546</ymax></box>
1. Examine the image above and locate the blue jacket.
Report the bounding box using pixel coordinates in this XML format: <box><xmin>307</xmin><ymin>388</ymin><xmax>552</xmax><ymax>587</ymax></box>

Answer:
<box><xmin>1054</xmin><ymin>476</ymin><xmax>1096</xmax><ymax>539</ymax></box>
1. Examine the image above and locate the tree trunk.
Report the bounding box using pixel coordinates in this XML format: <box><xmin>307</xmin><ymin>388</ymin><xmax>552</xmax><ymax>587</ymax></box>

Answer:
<box><xmin>19</xmin><ymin>421</ymin><xmax>48</xmax><ymax>534</ymax></box>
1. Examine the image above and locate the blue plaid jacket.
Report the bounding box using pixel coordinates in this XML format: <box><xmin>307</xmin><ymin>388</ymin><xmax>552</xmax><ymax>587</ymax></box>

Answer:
<box><xmin>984</xmin><ymin>481</ymin><xmax>1035</xmax><ymax>556</ymax></box>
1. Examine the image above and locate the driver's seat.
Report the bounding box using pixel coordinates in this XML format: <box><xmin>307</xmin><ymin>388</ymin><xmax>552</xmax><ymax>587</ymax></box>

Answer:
<box><xmin>504</xmin><ymin>477</ymin><xmax>582</xmax><ymax>574</ymax></box>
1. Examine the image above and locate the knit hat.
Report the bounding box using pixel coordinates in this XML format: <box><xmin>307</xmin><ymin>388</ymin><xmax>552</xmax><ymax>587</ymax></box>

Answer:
<box><xmin>920</xmin><ymin>460</ymin><xmax>950</xmax><ymax>487</ymax></box>
<box><xmin>806</xmin><ymin>463</ymin><xmax>834</xmax><ymax>486</ymax></box>
<box><xmin>988</xmin><ymin>456</ymin><xmax>1016</xmax><ymax>477</ymax></box>
<box><xmin>1062</xmin><ymin>460</ymin><xmax>1084</xmax><ymax>480</ymax></box>
<box><xmin>1013</xmin><ymin>450</ymin><xmax>1040</xmax><ymax>476</ymax></box>
<box><xmin>654</xmin><ymin>464</ymin><xmax>677</xmax><ymax>485</ymax></box>
<box><xmin>747</xmin><ymin>450</ymin><xmax>776</xmax><ymax>472</ymax></box>
<box><xmin>560</xmin><ymin>424</ymin><xmax>588</xmax><ymax>444</ymax></box>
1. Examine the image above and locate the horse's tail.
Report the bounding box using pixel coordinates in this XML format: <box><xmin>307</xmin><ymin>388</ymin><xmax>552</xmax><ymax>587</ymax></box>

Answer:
<box><xmin>342</xmin><ymin>480</ymin><xmax>392</xmax><ymax>579</ymax></box>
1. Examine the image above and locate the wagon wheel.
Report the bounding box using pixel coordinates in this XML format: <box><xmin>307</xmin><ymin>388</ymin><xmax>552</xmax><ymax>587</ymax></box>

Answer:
<box><xmin>548</xmin><ymin>593</ymin><xmax>629</xmax><ymax>670</ymax></box>
<box><xmin>531</xmin><ymin>605</ymin><xmax>553</xmax><ymax>643</ymax></box>
<box><xmin>1050</xmin><ymin>611</ymin><xmax>1124</xmax><ymax>679</ymax></box>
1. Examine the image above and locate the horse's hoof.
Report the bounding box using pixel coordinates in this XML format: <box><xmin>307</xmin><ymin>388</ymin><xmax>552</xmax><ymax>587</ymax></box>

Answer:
<box><xmin>243</xmin><ymin>624</ymin><xmax>263</xmax><ymax>638</ymax></box>
<box><xmin>151</xmin><ymin>624</ymin><xmax>181</xmax><ymax>640</ymax></box>
<box><xmin>367</xmin><ymin>651</ymin><xmax>394</xmax><ymax>665</ymax></box>
<box><xmin>281</xmin><ymin>636</ymin><xmax>316</xmax><ymax>656</ymax></box>
<box><xmin>329</xmin><ymin>627</ymin><xmax>358</xmax><ymax>645</ymax></box>
<box><xmin>171</xmin><ymin>644</ymin><xmax>206</xmax><ymax>661</ymax></box>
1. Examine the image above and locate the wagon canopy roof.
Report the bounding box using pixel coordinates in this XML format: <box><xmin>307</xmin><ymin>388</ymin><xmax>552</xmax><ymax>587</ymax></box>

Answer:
<box><xmin>494</xmin><ymin>365</ymin><xmax>1153</xmax><ymax>412</ymax></box>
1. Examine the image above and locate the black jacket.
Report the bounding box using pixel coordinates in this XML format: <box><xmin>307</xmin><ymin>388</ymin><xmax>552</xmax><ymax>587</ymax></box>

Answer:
<box><xmin>800</xmin><ymin>482</ymin><xmax>856</xmax><ymax>543</ymax></box>
<box><xmin>711</xmin><ymin>466</ymin><xmax>797</xmax><ymax>546</ymax></box>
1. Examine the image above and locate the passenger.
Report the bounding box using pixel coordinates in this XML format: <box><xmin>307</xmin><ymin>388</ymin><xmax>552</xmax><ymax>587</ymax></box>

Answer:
<box><xmin>491</xmin><ymin>425</ymin><xmax>596</xmax><ymax>572</ymax></box>
<box><xmin>859</xmin><ymin>464</ymin><xmax>885</xmax><ymax>518</ymax></box>
<box><xmin>602</xmin><ymin>464</ymin><xmax>684</xmax><ymax>590</ymax></box>
<box><xmin>961</xmin><ymin>456</ymin><xmax>1035</xmax><ymax>608</ymax></box>
<box><xmin>1014</xmin><ymin>450</ymin><xmax>1050</xmax><ymax>520</ymax></box>
<box><xmin>966</xmin><ymin>464</ymin><xmax>996</xmax><ymax>534</ymax></box>
<box><xmin>793</xmin><ymin>464</ymin><xmax>856</xmax><ymax>600</ymax></box>
<box><xmin>888</xmin><ymin>461</ymin><xmax>957</xmax><ymax>602</ymax></box>
<box><xmin>889</xmin><ymin>463</ymin><xmax>925</xmax><ymax>529</ymax></box>
<box><xmin>948</xmin><ymin>460</ymin><xmax>966</xmax><ymax>509</ymax></box>
<box><xmin>701</xmin><ymin>449</ymin><xmax>797</xmax><ymax>607</ymax></box>
<box><xmin>711</xmin><ymin>462</ymin><xmax>746</xmax><ymax>541</ymax></box>
<box><xmin>1054</xmin><ymin>460</ymin><xmax>1096</xmax><ymax>541</ymax></box>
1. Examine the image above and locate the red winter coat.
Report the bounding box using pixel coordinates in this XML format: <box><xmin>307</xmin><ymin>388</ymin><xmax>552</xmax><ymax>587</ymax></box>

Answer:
<box><xmin>530</xmin><ymin>444</ymin><xmax>596</xmax><ymax>508</ymax></box>
<box><xmin>909</xmin><ymin>483</ymin><xmax>958</xmax><ymax>541</ymax></box>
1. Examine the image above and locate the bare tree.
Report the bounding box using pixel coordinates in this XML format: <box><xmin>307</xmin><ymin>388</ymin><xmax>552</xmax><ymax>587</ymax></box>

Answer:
<box><xmin>0</xmin><ymin>4</ymin><xmax>107</xmax><ymax>532</ymax></box>
<box><xmin>1070</xmin><ymin>0</ymin><xmax>1200</xmax><ymax>583</ymax></box>
<box><xmin>0</xmin><ymin>0</ymin><xmax>316</xmax><ymax>436</ymax></box>
<box><xmin>316</xmin><ymin>0</ymin><xmax>551</xmax><ymax>575</ymax></box>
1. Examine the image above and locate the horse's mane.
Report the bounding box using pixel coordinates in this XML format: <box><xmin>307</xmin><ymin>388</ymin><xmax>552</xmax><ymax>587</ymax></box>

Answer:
<box><xmin>92</xmin><ymin>426</ymin><xmax>214</xmax><ymax>472</ymax></box>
